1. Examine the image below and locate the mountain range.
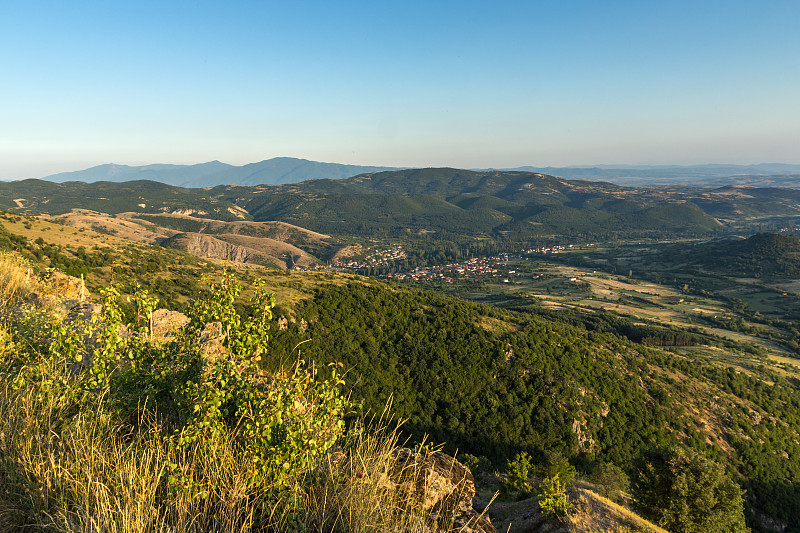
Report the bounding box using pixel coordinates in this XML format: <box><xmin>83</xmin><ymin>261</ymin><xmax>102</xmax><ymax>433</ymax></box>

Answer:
<box><xmin>26</xmin><ymin>158</ymin><xmax>800</xmax><ymax>188</ymax></box>
<box><xmin>39</xmin><ymin>157</ymin><xmax>399</xmax><ymax>187</ymax></box>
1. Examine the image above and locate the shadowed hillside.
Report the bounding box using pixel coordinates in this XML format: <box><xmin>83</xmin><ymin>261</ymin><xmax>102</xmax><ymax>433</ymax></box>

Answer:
<box><xmin>700</xmin><ymin>233</ymin><xmax>800</xmax><ymax>277</ymax></box>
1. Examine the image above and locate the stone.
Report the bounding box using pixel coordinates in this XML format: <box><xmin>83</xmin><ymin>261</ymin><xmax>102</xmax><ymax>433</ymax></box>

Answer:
<box><xmin>199</xmin><ymin>321</ymin><xmax>227</xmax><ymax>363</ymax></box>
<box><xmin>47</xmin><ymin>271</ymin><xmax>88</xmax><ymax>301</ymax></box>
<box><xmin>150</xmin><ymin>309</ymin><xmax>189</xmax><ymax>339</ymax></box>
<box><xmin>384</xmin><ymin>448</ymin><xmax>497</xmax><ymax>533</ymax></box>
<box><xmin>65</xmin><ymin>302</ymin><xmax>103</xmax><ymax>322</ymax></box>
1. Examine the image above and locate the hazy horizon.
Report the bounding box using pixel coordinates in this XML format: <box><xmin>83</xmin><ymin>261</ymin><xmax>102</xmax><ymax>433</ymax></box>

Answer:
<box><xmin>4</xmin><ymin>158</ymin><xmax>800</xmax><ymax>185</ymax></box>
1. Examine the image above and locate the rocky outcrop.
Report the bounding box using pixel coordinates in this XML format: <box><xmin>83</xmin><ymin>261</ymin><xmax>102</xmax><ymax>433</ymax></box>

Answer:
<box><xmin>198</xmin><ymin>321</ymin><xmax>226</xmax><ymax>363</ymax></box>
<box><xmin>150</xmin><ymin>309</ymin><xmax>190</xmax><ymax>339</ymax></box>
<box><xmin>384</xmin><ymin>448</ymin><xmax>497</xmax><ymax>533</ymax></box>
<box><xmin>162</xmin><ymin>231</ymin><xmax>319</xmax><ymax>269</ymax></box>
<box><xmin>170</xmin><ymin>232</ymin><xmax>254</xmax><ymax>263</ymax></box>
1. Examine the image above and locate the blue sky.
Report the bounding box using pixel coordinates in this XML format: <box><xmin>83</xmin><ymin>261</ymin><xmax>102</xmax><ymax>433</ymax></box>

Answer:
<box><xmin>1</xmin><ymin>0</ymin><xmax>799</xmax><ymax>178</ymax></box>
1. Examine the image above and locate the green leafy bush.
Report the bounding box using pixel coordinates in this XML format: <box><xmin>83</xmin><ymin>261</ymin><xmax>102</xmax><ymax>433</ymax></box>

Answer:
<box><xmin>3</xmin><ymin>267</ymin><xmax>352</xmax><ymax>528</ymax></box>
<box><xmin>505</xmin><ymin>451</ymin><xmax>533</xmax><ymax>493</ymax></box>
<box><xmin>632</xmin><ymin>445</ymin><xmax>747</xmax><ymax>533</ymax></box>
<box><xmin>589</xmin><ymin>461</ymin><xmax>630</xmax><ymax>501</ymax></box>
<box><xmin>536</xmin><ymin>474</ymin><xmax>572</xmax><ymax>518</ymax></box>
<box><xmin>536</xmin><ymin>450</ymin><xmax>577</xmax><ymax>485</ymax></box>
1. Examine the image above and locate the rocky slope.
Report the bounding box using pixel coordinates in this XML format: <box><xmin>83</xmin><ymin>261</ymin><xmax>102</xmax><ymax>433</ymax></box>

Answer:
<box><xmin>161</xmin><ymin>232</ymin><xmax>318</xmax><ymax>269</ymax></box>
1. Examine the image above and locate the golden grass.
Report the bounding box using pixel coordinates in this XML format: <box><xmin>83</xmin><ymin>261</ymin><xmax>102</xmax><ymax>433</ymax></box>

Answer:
<box><xmin>305</xmin><ymin>420</ymin><xmax>428</xmax><ymax>532</ymax></box>
<box><xmin>566</xmin><ymin>484</ymin><xmax>669</xmax><ymax>533</ymax></box>
<box><xmin>305</xmin><ymin>416</ymin><xmax>494</xmax><ymax>533</ymax></box>
<box><xmin>0</xmin><ymin>345</ymin><xmax>278</xmax><ymax>532</ymax></box>
<box><xmin>0</xmin><ymin>252</ymin><xmax>37</xmax><ymax>307</ymax></box>
<box><xmin>3</xmin><ymin>214</ymin><xmax>126</xmax><ymax>249</ymax></box>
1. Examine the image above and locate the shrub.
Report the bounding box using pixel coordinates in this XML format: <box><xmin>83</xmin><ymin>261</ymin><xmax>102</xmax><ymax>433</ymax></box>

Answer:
<box><xmin>537</xmin><ymin>474</ymin><xmax>572</xmax><ymax>518</ymax></box>
<box><xmin>0</xmin><ymin>267</ymin><xmax>352</xmax><ymax>529</ymax></box>
<box><xmin>505</xmin><ymin>451</ymin><xmax>533</xmax><ymax>493</ymax></box>
<box><xmin>590</xmin><ymin>461</ymin><xmax>630</xmax><ymax>501</ymax></box>
<box><xmin>632</xmin><ymin>445</ymin><xmax>747</xmax><ymax>533</ymax></box>
<box><xmin>536</xmin><ymin>450</ymin><xmax>577</xmax><ymax>485</ymax></box>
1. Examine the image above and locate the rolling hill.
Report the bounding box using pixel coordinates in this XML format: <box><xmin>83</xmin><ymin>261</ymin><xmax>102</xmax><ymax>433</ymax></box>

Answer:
<box><xmin>4</xmin><ymin>168</ymin><xmax>800</xmax><ymax>246</ymax></box>
<box><xmin>43</xmin><ymin>211</ymin><xmax>337</xmax><ymax>269</ymax></box>
<box><xmin>212</xmin><ymin>168</ymin><xmax>735</xmax><ymax>239</ymax></box>
<box><xmin>697</xmin><ymin>233</ymin><xmax>800</xmax><ymax>277</ymax></box>
<box><xmin>0</xmin><ymin>179</ymin><xmax>249</xmax><ymax>221</ymax></box>
<box><xmin>33</xmin><ymin>159</ymin><xmax>800</xmax><ymax>188</ymax></box>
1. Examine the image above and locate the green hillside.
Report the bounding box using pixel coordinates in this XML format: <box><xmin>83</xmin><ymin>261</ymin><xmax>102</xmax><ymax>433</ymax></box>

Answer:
<box><xmin>268</xmin><ymin>282</ymin><xmax>800</xmax><ymax>530</ymax></box>
<box><xmin>0</xmin><ymin>179</ymin><xmax>248</xmax><ymax>221</ymax></box>
<box><xmin>217</xmin><ymin>169</ymin><xmax>726</xmax><ymax>240</ymax></box>
<box><xmin>704</xmin><ymin>233</ymin><xmax>800</xmax><ymax>277</ymax></box>
<box><xmin>593</xmin><ymin>232</ymin><xmax>800</xmax><ymax>280</ymax></box>
<box><xmin>5</xmin><ymin>170</ymin><xmax>800</xmax><ymax>245</ymax></box>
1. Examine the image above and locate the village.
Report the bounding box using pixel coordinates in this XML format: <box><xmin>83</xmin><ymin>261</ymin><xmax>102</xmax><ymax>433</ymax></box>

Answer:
<box><xmin>328</xmin><ymin>245</ymin><xmax>407</xmax><ymax>270</ymax></box>
<box><xmin>386</xmin><ymin>255</ymin><xmax>512</xmax><ymax>283</ymax></box>
<box><xmin>325</xmin><ymin>243</ymin><xmax>583</xmax><ymax>283</ymax></box>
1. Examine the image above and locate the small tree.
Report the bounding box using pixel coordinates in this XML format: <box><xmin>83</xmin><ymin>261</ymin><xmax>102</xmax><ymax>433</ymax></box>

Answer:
<box><xmin>590</xmin><ymin>461</ymin><xmax>630</xmax><ymax>501</ymax></box>
<box><xmin>537</xmin><ymin>474</ymin><xmax>572</xmax><ymax>518</ymax></box>
<box><xmin>505</xmin><ymin>451</ymin><xmax>533</xmax><ymax>493</ymax></box>
<box><xmin>536</xmin><ymin>450</ymin><xmax>576</xmax><ymax>485</ymax></box>
<box><xmin>632</xmin><ymin>446</ymin><xmax>747</xmax><ymax>533</ymax></box>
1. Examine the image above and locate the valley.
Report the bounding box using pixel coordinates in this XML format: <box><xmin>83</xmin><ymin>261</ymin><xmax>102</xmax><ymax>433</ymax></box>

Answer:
<box><xmin>2</xmin><ymin>168</ymin><xmax>800</xmax><ymax>531</ymax></box>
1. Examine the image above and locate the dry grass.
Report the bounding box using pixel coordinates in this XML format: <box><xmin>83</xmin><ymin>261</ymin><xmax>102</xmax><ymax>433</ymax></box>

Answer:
<box><xmin>0</xmin><ymin>252</ymin><xmax>37</xmax><ymax>307</ymax></box>
<box><xmin>566</xmin><ymin>485</ymin><xmax>668</xmax><ymax>533</ymax></box>
<box><xmin>305</xmin><ymin>420</ymin><xmax>429</xmax><ymax>532</ymax></box>
<box><xmin>0</xmin><ymin>347</ymin><xmax>274</xmax><ymax>533</ymax></box>
<box><xmin>4</xmin><ymin>213</ymin><xmax>126</xmax><ymax>249</ymax></box>
<box><xmin>304</xmin><ymin>409</ymin><xmax>495</xmax><ymax>533</ymax></box>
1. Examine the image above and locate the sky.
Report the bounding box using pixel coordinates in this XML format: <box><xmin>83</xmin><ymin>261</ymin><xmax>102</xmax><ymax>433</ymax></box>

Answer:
<box><xmin>1</xmin><ymin>0</ymin><xmax>799</xmax><ymax>179</ymax></box>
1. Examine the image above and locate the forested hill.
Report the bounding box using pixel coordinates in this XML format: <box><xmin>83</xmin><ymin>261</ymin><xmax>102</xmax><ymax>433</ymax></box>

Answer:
<box><xmin>213</xmin><ymin>168</ymin><xmax>723</xmax><ymax>240</ymax></box>
<box><xmin>698</xmin><ymin>233</ymin><xmax>800</xmax><ymax>277</ymax></box>
<box><xmin>5</xmin><ymin>168</ymin><xmax>800</xmax><ymax>241</ymax></box>
<box><xmin>0</xmin><ymin>179</ymin><xmax>249</xmax><ymax>221</ymax></box>
<box><xmin>213</xmin><ymin>168</ymin><xmax>800</xmax><ymax>240</ymax></box>
<box><xmin>268</xmin><ymin>281</ymin><xmax>800</xmax><ymax>529</ymax></box>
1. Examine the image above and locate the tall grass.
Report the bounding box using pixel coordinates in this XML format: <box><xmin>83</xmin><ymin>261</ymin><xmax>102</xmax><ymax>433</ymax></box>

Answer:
<box><xmin>0</xmin><ymin>252</ymin><xmax>36</xmax><ymax>307</ymax></box>
<box><xmin>305</xmin><ymin>416</ymin><xmax>429</xmax><ymax>532</ymax></box>
<box><xmin>0</xmin><ymin>345</ymin><xmax>274</xmax><ymax>532</ymax></box>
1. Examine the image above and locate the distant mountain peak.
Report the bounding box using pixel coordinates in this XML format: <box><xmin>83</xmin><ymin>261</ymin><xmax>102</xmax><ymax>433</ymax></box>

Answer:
<box><xmin>40</xmin><ymin>157</ymin><xmax>398</xmax><ymax>188</ymax></box>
